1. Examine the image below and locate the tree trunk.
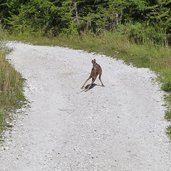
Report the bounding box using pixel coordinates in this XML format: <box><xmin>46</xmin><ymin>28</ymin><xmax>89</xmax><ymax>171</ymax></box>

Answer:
<box><xmin>73</xmin><ymin>0</ymin><xmax>79</xmax><ymax>25</ymax></box>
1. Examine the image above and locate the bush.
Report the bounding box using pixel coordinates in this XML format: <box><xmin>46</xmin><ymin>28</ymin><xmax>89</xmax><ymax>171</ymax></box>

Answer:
<box><xmin>116</xmin><ymin>23</ymin><xmax>169</xmax><ymax>45</ymax></box>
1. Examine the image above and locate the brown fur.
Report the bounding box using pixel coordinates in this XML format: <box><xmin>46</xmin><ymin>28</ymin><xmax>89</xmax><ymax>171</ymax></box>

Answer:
<box><xmin>81</xmin><ymin>59</ymin><xmax>104</xmax><ymax>89</ymax></box>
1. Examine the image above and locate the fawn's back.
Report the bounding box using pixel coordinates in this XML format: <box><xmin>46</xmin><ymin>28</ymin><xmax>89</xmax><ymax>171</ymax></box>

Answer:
<box><xmin>91</xmin><ymin>60</ymin><xmax>102</xmax><ymax>79</ymax></box>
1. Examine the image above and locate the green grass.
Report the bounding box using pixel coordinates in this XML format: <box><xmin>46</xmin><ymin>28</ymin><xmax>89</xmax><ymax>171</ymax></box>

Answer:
<box><xmin>165</xmin><ymin>111</ymin><xmax>171</xmax><ymax>121</ymax></box>
<box><xmin>0</xmin><ymin>111</ymin><xmax>5</xmax><ymax>132</ymax></box>
<box><xmin>0</xmin><ymin>44</ymin><xmax>25</xmax><ymax>134</ymax></box>
<box><xmin>5</xmin><ymin>31</ymin><xmax>171</xmax><ymax>139</ymax></box>
<box><xmin>167</xmin><ymin>126</ymin><xmax>171</xmax><ymax>139</ymax></box>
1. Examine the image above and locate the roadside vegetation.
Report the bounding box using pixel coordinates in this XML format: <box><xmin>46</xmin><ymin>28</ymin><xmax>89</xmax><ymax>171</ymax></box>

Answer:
<box><xmin>0</xmin><ymin>0</ymin><xmax>171</xmax><ymax>138</ymax></box>
<box><xmin>0</xmin><ymin>31</ymin><xmax>25</xmax><ymax>134</ymax></box>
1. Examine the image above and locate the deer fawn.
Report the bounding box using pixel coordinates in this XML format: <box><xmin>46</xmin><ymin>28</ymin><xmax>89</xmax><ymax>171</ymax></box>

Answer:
<box><xmin>81</xmin><ymin>59</ymin><xmax>104</xmax><ymax>89</ymax></box>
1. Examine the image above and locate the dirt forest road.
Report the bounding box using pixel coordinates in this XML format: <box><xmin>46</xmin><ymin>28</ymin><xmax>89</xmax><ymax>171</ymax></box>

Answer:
<box><xmin>0</xmin><ymin>42</ymin><xmax>171</xmax><ymax>171</ymax></box>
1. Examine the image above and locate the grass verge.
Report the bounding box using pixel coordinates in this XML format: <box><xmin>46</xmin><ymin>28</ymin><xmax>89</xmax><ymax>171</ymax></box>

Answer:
<box><xmin>6</xmin><ymin>31</ymin><xmax>171</xmax><ymax>139</ymax></box>
<box><xmin>0</xmin><ymin>43</ymin><xmax>25</xmax><ymax>134</ymax></box>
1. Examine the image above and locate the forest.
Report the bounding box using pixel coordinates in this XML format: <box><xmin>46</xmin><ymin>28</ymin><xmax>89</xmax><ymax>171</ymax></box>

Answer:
<box><xmin>0</xmin><ymin>0</ymin><xmax>171</xmax><ymax>46</ymax></box>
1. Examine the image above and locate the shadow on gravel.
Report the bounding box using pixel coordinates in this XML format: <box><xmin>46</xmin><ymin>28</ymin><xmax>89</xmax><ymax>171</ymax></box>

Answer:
<box><xmin>83</xmin><ymin>83</ymin><xmax>105</xmax><ymax>92</ymax></box>
<box><xmin>80</xmin><ymin>83</ymin><xmax>103</xmax><ymax>93</ymax></box>
<box><xmin>85</xmin><ymin>83</ymin><xmax>97</xmax><ymax>91</ymax></box>
<box><xmin>84</xmin><ymin>83</ymin><xmax>104</xmax><ymax>92</ymax></box>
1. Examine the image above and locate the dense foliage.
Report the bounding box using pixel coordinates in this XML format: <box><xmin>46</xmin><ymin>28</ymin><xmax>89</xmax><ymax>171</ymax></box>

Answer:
<box><xmin>0</xmin><ymin>0</ymin><xmax>171</xmax><ymax>45</ymax></box>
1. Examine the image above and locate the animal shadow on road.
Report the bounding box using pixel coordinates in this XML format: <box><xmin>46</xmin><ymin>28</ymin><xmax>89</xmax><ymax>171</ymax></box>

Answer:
<box><xmin>84</xmin><ymin>83</ymin><xmax>104</xmax><ymax>92</ymax></box>
<box><xmin>80</xmin><ymin>83</ymin><xmax>104</xmax><ymax>93</ymax></box>
<box><xmin>85</xmin><ymin>83</ymin><xmax>97</xmax><ymax>91</ymax></box>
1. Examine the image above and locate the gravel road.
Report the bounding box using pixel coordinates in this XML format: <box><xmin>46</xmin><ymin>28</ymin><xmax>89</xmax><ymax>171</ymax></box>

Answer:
<box><xmin>0</xmin><ymin>42</ymin><xmax>170</xmax><ymax>171</ymax></box>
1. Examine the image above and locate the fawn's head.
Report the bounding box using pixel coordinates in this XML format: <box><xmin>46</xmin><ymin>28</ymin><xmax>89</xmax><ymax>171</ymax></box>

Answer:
<box><xmin>91</xmin><ymin>59</ymin><xmax>96</xmax><ymax>65</ymax></box>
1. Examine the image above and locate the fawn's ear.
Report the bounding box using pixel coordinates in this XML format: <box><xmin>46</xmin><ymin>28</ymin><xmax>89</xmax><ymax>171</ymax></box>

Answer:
<box><xmin>92</xmin><ymin>59</ymin><xmax>96</xmax><ymax>63</ymax></box>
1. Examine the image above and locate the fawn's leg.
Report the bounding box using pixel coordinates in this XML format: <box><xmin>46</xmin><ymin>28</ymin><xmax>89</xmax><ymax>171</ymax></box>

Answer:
<box><xmin>81</xmin><ymin>76</ymin><xmax>91</xmax><ymax>89</ymax></box>
<box><xmin>87</xmin><ymin>77</ymin><xmax>96</xmax><ymax>89</ymax></box>
<box><xmin>99</xmin><ymin>74</ymin><xmax>104</xmax><ymax>86</ymax></box>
